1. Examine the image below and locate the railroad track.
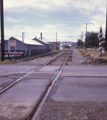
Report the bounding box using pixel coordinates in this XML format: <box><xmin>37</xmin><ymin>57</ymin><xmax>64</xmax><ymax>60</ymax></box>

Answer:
<box><xmin>27</xmin><ymin>49</ymin><xmax>72</xmax><ymax>120</ymax></box>
<box><xmin>0</xmin><ymin>49</ymin><xmax>72</xmax><ymax>120</ymax></box>
<box><xmin>0</xmin><ymin>50</ymin><xmax>66</xmax><ymax>94</ymax></box>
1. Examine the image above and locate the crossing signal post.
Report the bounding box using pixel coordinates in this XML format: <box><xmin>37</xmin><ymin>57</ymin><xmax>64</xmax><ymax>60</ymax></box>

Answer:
<box><xmin>98</xmin><ymin>26</ymin><xmax>103</xmax><ymax>60</ymax></box>
<box><xmin>0</xmin><ymin>0</ymin><xmax>4</xmax><ymax>61</ymax></box>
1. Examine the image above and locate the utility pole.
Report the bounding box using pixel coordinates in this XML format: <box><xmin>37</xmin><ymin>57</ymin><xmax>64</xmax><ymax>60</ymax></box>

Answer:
<box><xmin>105</xmin><ymin>5</ymin><xmax>107</xmax><ymax>51</ymax></box>
<box><xmin>85</xmin><ymin>23</ymin><xmax>87</xmax><ymax>49</ymax></box>
<box><xmin>0</xmin><ymin>0</ymin><xmax>4</xmax><ymax>61</ymax></box>
<box><xmin>40</xmin><ymin>32</ymin><xmax>42</xmax><ymax>40</ymax></box>
<box><xmin>22</xmin><ymin>32</ymin><xmax>25</xmax><ymax>52</ymax></box>
<box><xmin>80</xmin><ymin>31</ymin><xmax>83</xmax><ymax>41</ymax></box>
<box><xmin>56</xmin><ymin>32</ymin><xmax>57</xmax><ymax>50</ymax></box>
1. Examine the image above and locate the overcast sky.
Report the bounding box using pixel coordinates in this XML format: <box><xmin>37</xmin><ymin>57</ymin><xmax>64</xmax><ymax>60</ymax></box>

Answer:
<box><xmin>3</xmin><ymin>0</ymin><xmax>107</xmax><ymax>42</ymax></box>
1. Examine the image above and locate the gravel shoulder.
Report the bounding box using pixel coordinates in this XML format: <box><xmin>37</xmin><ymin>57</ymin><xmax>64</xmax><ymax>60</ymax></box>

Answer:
<box><xmin>71</xmin><ymin>48</ymin><xmax>87</xmax><ymax>65</ymax></box>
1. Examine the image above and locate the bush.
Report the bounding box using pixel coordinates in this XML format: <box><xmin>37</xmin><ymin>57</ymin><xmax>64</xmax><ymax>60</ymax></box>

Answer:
<box><xmin>63</xmin><ymin>45</ymin><xmax>71</xmax><ymax>49</ymax></box>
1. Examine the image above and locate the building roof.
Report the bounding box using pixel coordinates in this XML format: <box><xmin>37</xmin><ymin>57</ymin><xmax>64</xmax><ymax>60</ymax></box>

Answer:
<box><xmin>32</xmin><ymin>37</ymin><xmax>49</xmax><ymax>45</ymax></box>
<box><xmin>24</xmin><ymin>39</ymin><xmax>42</xmax><ymax>46</ymax></box>
<box><xmin>9</xmin><ymin>36</ymin><xmax>42</xmax><ymax>46</ymax></box>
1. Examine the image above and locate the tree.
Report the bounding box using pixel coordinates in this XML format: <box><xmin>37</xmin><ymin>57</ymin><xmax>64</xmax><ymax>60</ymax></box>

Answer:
<box><xmin>77</xmin><ymin>39</ymin><xmax>83</xmax><ymax>46</ymax></box>
<box><xmin>85</xmin><ymin>32</ymin><xmax>99</xmax><ymax>48</ymax></box>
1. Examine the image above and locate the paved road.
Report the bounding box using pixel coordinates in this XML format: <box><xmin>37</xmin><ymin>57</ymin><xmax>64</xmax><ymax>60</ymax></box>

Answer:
<box><xmin>37</xmin><ymin>65</ymin><xmax>107</xmax><ymax>120</ymax></box>
<box><xmin>0</xmin><ymin>64</ymin><xmax>107</xmax><ymax>120</ymax></box>
<box><xmin>0</xmin><ymin>64</ymin><xmax>60</xmax><ymax>120</ymax></box>
<box><xmin>0</xmin><ymin>64</ymin><xmax>38</xmax><ymax>91</ymax></box>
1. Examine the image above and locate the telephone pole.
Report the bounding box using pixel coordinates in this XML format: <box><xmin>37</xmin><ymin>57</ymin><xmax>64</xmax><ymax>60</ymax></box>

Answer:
<box><xmin>85</xmin><ymin>23</ymin><xmax>87</xmax><ymax>49</ymax></box>
<box><xmin>105</xmin><ymin>5</ymin><xmax>107</xmax><ymax>51</ymax></box>
<box><xmin>80</xmin><ymin>31</ymin><xmax>83</xmax><ymax>41</ymax></box>
<box><xmin>22</xmin><ymin>32</ymin><xmax>25</xmax><ymax>52</ymax></box>
<box><xmin>0</xmin><ymin>0</ymin><xmax>4</xmax><ymax>61</ymax></box>
<box><xmin>56</xmin><ymin>32</ymin><xmax>57</xmax><ymax>50</ymax></box>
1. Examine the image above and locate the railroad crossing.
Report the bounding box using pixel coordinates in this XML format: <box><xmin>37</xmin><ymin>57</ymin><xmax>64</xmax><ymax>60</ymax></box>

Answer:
<box><xmin>0</xmin><ymin>49</ymin><xmax>107</xmax><ymax>120</ymax></box>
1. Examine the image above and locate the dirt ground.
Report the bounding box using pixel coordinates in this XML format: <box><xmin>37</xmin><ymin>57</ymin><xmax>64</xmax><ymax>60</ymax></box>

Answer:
<box><xmin>82</xmin><ymin>58</ymin><xmax>107</xmax><ymax>66</ymax></box>
<box><xmin>75</xmin><ymin>48</ymin><xmax>107</xmax><ymax>66</ymax></box>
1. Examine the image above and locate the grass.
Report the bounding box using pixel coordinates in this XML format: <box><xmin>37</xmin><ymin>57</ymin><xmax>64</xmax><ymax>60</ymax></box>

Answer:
<box><xmin>0</xmin><ymin>59</ymin><xmax>18</xmax><ymax>64</ymax></box>
<box><xmin>51</xmin><ymin>49</ymin><xmax>61</xmax><ymax>52</ymax></box>
<box><xmin>78</xmin><ymin>48</ymin><xmax>107</xmax><ymax>60</ymax></box>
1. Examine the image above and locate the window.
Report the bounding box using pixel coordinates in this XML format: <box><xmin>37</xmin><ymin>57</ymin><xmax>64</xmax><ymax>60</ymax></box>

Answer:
<box><xmin>10</xmin><ymin>40</ymin><xmax>16</xmax><ymax>49</ymax></box>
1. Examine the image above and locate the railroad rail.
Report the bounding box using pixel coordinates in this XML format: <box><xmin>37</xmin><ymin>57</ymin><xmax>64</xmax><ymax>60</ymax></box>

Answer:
<box><xmin>0</xmin><ymin>51</ymin><xmax>66</xmax><ymax>94</ymax></box>
<box><xmin>27</xmin><ymin>49</ymin><xmax>72</xmax><ymax>120</ymax></box>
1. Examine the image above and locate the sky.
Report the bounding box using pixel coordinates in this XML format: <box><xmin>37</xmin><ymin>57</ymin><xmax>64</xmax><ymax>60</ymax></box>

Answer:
<box><xmin>3</xmin><ymin>0</ymin><xmax>107</xmax><ymax>42</ymax></box>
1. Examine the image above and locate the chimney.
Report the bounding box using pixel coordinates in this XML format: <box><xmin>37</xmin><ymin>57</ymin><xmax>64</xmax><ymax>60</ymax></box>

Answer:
<box><xmin>40</xmin><ymin>32</ymin><xmax>42</xmax><ymax>40</ymax></box>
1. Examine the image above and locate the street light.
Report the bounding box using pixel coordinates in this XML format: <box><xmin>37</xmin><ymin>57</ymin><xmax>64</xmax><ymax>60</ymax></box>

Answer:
<box><xmin>0</xmin><ymin>0</ymin><xmax>4</xmax><ymax>61</ymax></box>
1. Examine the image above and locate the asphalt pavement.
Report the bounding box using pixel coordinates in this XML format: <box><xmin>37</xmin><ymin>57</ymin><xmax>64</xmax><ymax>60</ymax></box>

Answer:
<box><xmin>37</xmin><ymin>65</ymin><xmax>107</xmax><ymax>120</ymax></box>
<box><xmin>0</xmin><ymin>64</ymin><xmax>107</xmax><ymax>120</ymax></box>
<box><xmin>0</xmin><ymin>64</ymin><xmax>60</xmax><ymax>120</ymax></box>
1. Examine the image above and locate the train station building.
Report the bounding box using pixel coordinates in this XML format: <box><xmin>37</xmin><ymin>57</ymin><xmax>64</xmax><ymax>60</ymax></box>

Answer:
<box><xmin>0</xmin><ymin>36</ymin><xmax>51</xmax><ymax>59</ymax></box>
